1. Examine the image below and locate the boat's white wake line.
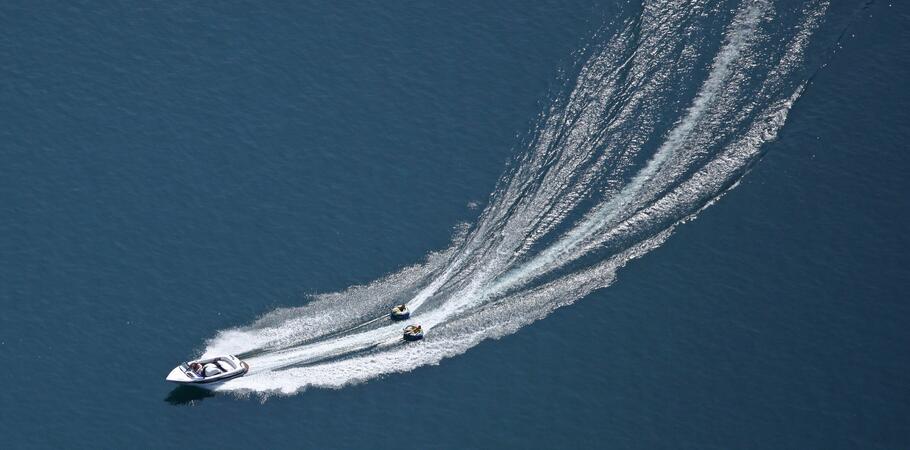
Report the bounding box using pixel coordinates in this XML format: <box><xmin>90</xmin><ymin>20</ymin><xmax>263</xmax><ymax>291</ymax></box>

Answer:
<box><xmin>201</xmin><ymin>0</ymin><xmax>829</xmax><ymax>396</ymax></box>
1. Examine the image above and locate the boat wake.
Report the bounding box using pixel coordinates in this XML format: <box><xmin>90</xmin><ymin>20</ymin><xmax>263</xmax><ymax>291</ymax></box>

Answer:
<box><xmin>200</xmin><ymin>0</ymin><xmax>830</xmax><ymax>396</ymax></box>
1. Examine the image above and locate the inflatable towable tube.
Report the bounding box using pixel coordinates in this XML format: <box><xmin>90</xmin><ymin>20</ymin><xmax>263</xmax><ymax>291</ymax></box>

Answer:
<box><xmin>390</xmin><ymin>304</ymin><xmax>410</xmax><ymax>320</ymax></box>
<box><xmin>403</xmin><ymin>325</ymin><xmax>424</xmax><ymax>341</ymax></box>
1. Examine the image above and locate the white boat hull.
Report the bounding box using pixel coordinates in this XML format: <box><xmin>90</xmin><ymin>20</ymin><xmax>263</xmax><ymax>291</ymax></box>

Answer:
<box><xmin>166</xmin><ymin>355</ymin><xmax>248</xmax><ymax>386</ymax></box>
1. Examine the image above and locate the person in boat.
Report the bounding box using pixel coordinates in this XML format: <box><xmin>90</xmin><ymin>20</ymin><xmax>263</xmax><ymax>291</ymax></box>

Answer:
<box><xmin>190</xmin><ymin>362</ymin><xmax>203</xmax><ymax>375</ymax></box>
<box><xmin>393</xmin><ymin>304</ymin><xmax>406</xmax><ymax>313</ymax></box>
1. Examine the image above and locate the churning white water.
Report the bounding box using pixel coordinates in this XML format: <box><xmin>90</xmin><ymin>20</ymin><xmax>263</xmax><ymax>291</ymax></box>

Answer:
<box><xmin>200</xmin><ymin>0</ymin><xmax>829</xmax><ymax>396</ymax></box>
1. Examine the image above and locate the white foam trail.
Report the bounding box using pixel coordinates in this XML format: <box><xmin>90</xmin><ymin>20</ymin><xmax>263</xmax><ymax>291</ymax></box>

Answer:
<box><xmin>199</xmin><ymin>0</ymin><xmax>830</xmax><ymax>397</ymax></box>
<box><xmin>484</xmin><ymin>1</ymin><xmax>769</xmax><ymax>298</ymax></box>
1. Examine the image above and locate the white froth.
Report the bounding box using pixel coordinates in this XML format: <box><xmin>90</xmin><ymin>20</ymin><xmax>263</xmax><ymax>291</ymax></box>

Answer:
<box><xmin>199</xmin><ymin>0</ymin><xmax>829</xmax><ymax>397</ymax></box>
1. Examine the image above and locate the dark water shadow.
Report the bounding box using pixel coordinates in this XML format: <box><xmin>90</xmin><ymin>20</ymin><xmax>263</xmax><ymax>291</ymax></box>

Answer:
<box><xmin>164</xmin><ymin>386</ymin><xmax>217</xmax><ymax>405</ymax></box>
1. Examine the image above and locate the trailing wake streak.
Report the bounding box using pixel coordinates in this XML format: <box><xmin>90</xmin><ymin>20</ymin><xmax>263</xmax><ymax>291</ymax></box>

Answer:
<box><xmin>201</xmin><ymin>0</ymin><xmax>829</xmax><ymax>396</ymax></box>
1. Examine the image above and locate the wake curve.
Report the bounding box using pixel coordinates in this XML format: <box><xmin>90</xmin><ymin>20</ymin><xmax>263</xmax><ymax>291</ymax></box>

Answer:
<box><xmin>200</xmin><ymin>0</ymin><xmax>830</xmax><ymax>396</ymax></box>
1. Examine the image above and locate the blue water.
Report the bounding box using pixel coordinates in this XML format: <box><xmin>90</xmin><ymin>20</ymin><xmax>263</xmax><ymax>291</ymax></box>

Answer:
<box><xmin>2</xmin><ymin>1</ymin><xmax>909</xmax><ymax>448</ymax></box>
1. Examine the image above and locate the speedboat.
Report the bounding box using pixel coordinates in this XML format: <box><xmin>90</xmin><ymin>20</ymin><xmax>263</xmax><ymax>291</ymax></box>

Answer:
<box><xmin>403</xmin><ymin>325</ymin><xmax>424</xmax><ymax>341</ymax></box>
<box><xmin>390</xmin><ymin>304</ymin><xmax>410</xmax><ymax>320</ymax></box>
<box><xmin>166</xmin><ymin>355</ymin><xmax>249</xmax><ymax>386</ymax></box>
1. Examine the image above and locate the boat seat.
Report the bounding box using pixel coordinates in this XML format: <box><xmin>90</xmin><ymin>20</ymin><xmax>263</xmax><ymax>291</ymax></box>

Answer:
<box><xmin>203</xmin><ymin>364</ymin><xmax>223</xmax><ymax>377</ymax></box>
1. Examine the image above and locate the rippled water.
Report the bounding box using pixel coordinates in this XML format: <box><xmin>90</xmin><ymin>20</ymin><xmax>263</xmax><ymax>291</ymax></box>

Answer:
<box><xmin>203</xmin><ymin>0</ymin><xmax>828</xmax><ymax>395</ymax></box>
<box><xmin>1</xmin><ymin>1</ymin><xmax>907</xmax><ymax>448</ymax></box>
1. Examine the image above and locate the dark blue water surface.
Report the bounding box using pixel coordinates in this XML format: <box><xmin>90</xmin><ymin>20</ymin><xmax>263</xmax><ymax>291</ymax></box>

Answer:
<box><xmin>1</xmin><ymin>1</ymin><xmax>908</xmax><ymax>448</ymax></box>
